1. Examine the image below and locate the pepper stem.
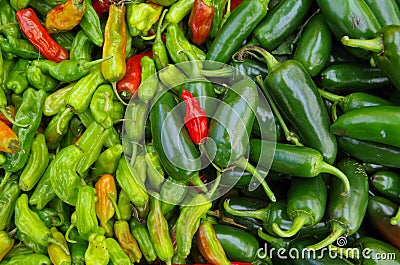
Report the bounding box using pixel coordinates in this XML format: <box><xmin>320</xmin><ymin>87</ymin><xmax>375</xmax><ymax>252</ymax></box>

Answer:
<box><xmin>390</xmin><ymin>206</ymin><xmax>400</xmax><ymax>225</ymax></box>
<box><xmin>47</xmin><ymin>237</ymin><xmax>70</xmax><ymax>255</ymax></box>
<box><xmin>0</xmin><ymin>108</ymin><xmax>28</xmax><ymax>127</ymax></box>
<box><xmin>56</xmin><ymin>107</ymin><xmax>72</xmax><ymax>135</ymax></box>
<box><xmin>307</xmin><ymin>226</ymin><xmax>345</xmax><ymax>250</ymax></box>
<box><xmin>256</xmin><ymin>76</ymin><xmax>303</xmax><ymax>147</ymax></box>
<box><xmin>189</xmin><ymin>173</ymin><xmax>208</xmax><ymax>193</ymax></box>
<box><xmin>341</xmin><ymin>36</ymin><xmax>384</xmax><ymax>53</ymax></box>
<box><xmin>238</xmin><ymin>46</ymin><xmax>280</xmax><ymax>72</ymax></box>
<box><xmin>111</xmin><ymin>82</ymin><xmax>130</xmax><ymax>106</ymax></box>
<box><xmin>331</xmin><ymin>101</ymin><xmax>339</xmax><ymax>122</ymax></box>
<box><xmin>0</xmin><ymin>171</ymin><xmax>12</xmax><ymax>191</ymax></box>
<box><xmin>272</xmin><ymin>215</ymin><xmax>308</xmax><ymax>238</ymax></box>
<box><xmin>318</xmin><ymin>162</ymin><xmax>350</xmax><ymax>196</ymax></box>
<box><xmin>84</xmin><ymin>55</ymin><xmax>113</xmax><ymax>68</ymax></box>
<box><xmin>257</xmin><ymin>228</ymin><xmax>291</xmax><ymax>250</ymax></box>
<box><xmin>318</xmin><ymin>89</ymin><xmax>344</xmax><ymax>103</ymax></box>
<box><xmin>107</xmin><ymin>193</ymin><xmax>121</xmax><ymax>221</ymax></box>
<box><xmin>156</xmin><ymin>9</ymin><xmax>168</xmax><ymax>42</ymax></box>
<box><xmin>223</xmin><ymin>199</ymin><xmax>269</xmax><ymax>223</ymax></box>
<box><xmin>236</xmin><ymin>156</ymin><xmax>276</xmax><ymax>202</ymax></box>
<box><xmin>206</xmin><ymin>171</ymin><xmax>221</xmax><ymax>200</ymax></box>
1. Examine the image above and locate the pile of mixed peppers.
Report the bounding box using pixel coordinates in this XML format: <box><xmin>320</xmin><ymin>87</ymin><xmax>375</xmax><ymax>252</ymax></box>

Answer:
<box><xmin>1</xmin><ymin>0</ymin><xmax>400</xmax><ymax>264</ymax></box>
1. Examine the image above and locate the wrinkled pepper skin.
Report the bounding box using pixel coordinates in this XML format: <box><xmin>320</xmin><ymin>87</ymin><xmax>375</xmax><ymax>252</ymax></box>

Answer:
<box><xmin>189</xmin><ymin>0</ymin><xmax>215</xmax><ymax>46</ymax></box>
<box><xmin>0</xmin><ymin>0</ymin><xmax>21</xmax><ymax>38</ymax></box>
<box><xmin>206</xmin><ymin>0</ymin><xmax>268</xmax><ymax>63</ymax></box>
<box><xmin>254</xmin><ymin>0</ymin><xmax>313</xmax><ymax>51</ymax></box>
<box><xmin>49</xmin><ymin>145</ymin><xmax>84</xmax><ymax>206</ymax></box>
<box><xmin>43</xmin><ymin>83</ymin><xmax>74</xmax><ymax>116</ymax></box>
<box><xmin>47</xmin><ymin>227</ymin><xmax>71</xmax><ymax>265</ymax></box>
<box><xmin>26</xmin><ymin>65</ymin><xmax>59</xmax><ymax>92</ymax></box>
<box><xmin>19</xmin><ymin>133</ymin><xmax>49</xmax><ymax>191</ymax></box>
<box><xmin>70</xmin><ymin>30</ymin><xmax>94</xmax><ymax>62</ymax></box>
<box><xmin>367</xmin><ymin>196</ymin><xmax>400</xmax><ymax>249</ymax></box>
<box><xmin>45</xmin><ymin>0</ymin><xmax>86</xmax><ymax>34</ymax></box>
<box><xmin>95</xmin><ymin>174</ymin><xmax>117</xmax><ymax>237</ymax></box>
<box><xmin>76</xmin><ymin>186</ymin><xmax>100</xmax><ymax>241</ymax></box>
<box><xmin>91</xmin><ymin>144</ymin><xmax>123</xmax><ymax>178</ymax></box>
<box><xmin>3</xmin><ymin>88</ymin><xmax>46</xmax><ymax>173</ymax></box>
<box><xmin>127</xmin><ymin>3</ymin><xmax>162</xmax><ymax>37</ymax></box>
<box><xmin>84</xmin><ymin>232</ymin><xmax>109</xmax><ymax>265</ymax></box>
<box><xmin>130</xmin><ymin>218</ymin><xmax>158</xmax><ymax>263</ymax></box>
<box><xmin>80</xmin><ymin>0</ymin><xmax>103</xmax><ymax>47</ymax></box>
<box><xmin>5</xmin><ymin>58</ymin><xmax>30</xmax><ymax>95</ymax></box>
<box><xmin>105</xmin><ymin>238</ymin><xmax>131</xmax><ymax>265</ymax></box>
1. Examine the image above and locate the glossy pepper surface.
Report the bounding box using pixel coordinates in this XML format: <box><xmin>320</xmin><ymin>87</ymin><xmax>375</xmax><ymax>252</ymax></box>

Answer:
<box><xmin>182</xmin><ymin>89</ymin><xmax>208</xmax><ymax>144</ymax></box>
<box><xmin>16</xmin><ymin>8</ymin><xmax>69</xmax><ymax>62</ymax></box>
<box><xmin>189</xmin><ymin>0</ymin><xmax>214</xmax><ymax>46</ymax></box>
<box><xmin>0</xmin><ymin>176</ymin><xmax>20</xmax><ymax>231</ymax></box>
<box><xmin>0</xmin><ymin>120</ymin><xmax>19</xmax><ymax>154</ymax></box>
<box><xmin>80</xmin><ymin>0</ymin><xmax>103</xmax><ymax>47</ymax></box>
<box><xmin>127</xmin><ymin>3</ymin><xmax>162</xmax><ymax>37</ymax></box>
<box><xmin>45</xmin><ymin>0</ymin><xmax>86</xmax><ymax>34</ymax></box>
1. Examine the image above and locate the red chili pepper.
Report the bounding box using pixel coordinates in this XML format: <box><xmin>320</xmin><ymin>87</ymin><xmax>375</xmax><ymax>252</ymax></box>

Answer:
<box><xmin>0</xmin><ymin>120</ymin><xmax>20</xmax><ymax>154</ymax></box>
<box><xmin>72</xmin><ymin>134</ymin><xmax>82</xmax><ymax>145</ymax></box>
<box><xmin>230</xmin><ymin>0</ymin><xmax>243</xmax><ymax>12</ymax></box>
<box><xmin>16</xmin><ymin>8</ymin><xmax>69</xmax><ymax>62</ymax></box>
<box><xmin>189</xmin><ymin>0</ymin><xmax>215</xmax><ymax>46</ymax></box>
<box><xmin>92</xmin><ymin>0</ymin><xmax>110</xmax><ymax>18</ymax></box>
<box><xmin>181</xmin><ymin>90</ymin><xmax>208</xmax><ymax>144</ymax></box>
<box><xmin>116</xmin><ymin>51</ymin><xmax>153</xmax><ymax>101</ymax></box>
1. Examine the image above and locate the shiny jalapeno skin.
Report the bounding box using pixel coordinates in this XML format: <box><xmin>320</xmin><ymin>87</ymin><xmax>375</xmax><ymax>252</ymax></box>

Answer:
<box><xmin>331</xmin><ymin>106</ymin><xmax>400</xmax><ymax>149</ymax></box>
<box><xmin>206</xmin><ymin>0</ymin><xmax>269</xmax><ymax>63</ymax></box>
<box><xmin>254</xmin><ymin>0</ymin><xmax>313</xmax><ymax>51</ymax></box>
<box><xmin>370</xmin><ymin>171</ymin><xmax>400</xmax><ymax>204</ymax></box>
<box><xmin>316</xmin><ymin>0</ymin><xmax>380</xmax><ymax>59</ymax></box>
<box><xmin>294</xmin><ymin>14</ymin><xmax>332</xmax><ymax>77</ymax></box>
<box><xmin>364</xmin><ymin>0</ymin><xmax>400</xmax><ymax>27</ymax></box>
<box><xmin>367</xmin><ymin>196</ymin><xmax>400</xmax><ymax>249</ymax></box>
<box><xmin>272</xmin><ymin>176</ymin><xmax>327</xmax><ymax>238</ymax></box>
<box><xmin>102</xmin><ymin>4</ymin><xmax>126</xmax><ymax>83</ymax></box>
<box><xmin>308</xmin><ymin>159</ymin><xmax>369</xmax><ymax>250</ymax></box>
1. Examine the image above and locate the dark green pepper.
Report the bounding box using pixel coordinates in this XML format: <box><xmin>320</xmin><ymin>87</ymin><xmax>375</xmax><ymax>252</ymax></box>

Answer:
<box><xmin>52</xmin><ymin>31</ymin><xmax>75</xmax><ymax>51</ymax></box>
<box><xmin>80</xmin><ymin>0</ymin><xmax>103</xmax><ymax>47</ymax></box>
<box><xmin>29</xmin><ymin>0</ymin><xmax>53</xmax><ymax>16</ymax></box>
<box><xmin>272</xmin><ymin>176</ymin><xmax>327</xmax><ymax>237</ymax></box>
<box><xmin>364</xmin><ymin>0</ymin><xmax>400</xmax><ymax>27</ymax></box>
<box><xmin>208</xmin><ymin>0</ymin><xmax>228</xmax><ymax>40</ymax></box>
<box><xmin>3</xmin><ymin>88</ymin><xmax>46</xmax><ymax>172</ymax></box>
<box><xmin>231</xmin><ymin>58</ymin><xmax>269</xmax><ymax>81</ymax></box>
<box><xmin>370</xmin><ymin>170</ymin><xmax>400</xmax><ymax>204</ymax></box>
<box><xmin>293</xmin><ymin>14</ymin><xmax>332</xmax><ymax>77</ymax></box>
<box><xmin>129</xmin><ymin>217</ymin><xmax>158</xmax><ymax>263</ymax></box>
<box><xmin>204</xmin><ymin>77</ymin><xmax>275</xmax><ymax>201</ymax></box>
<box><xmin>254</xmin><ymin>0</ymin><xmax>313</xmax><ymax>52</ymax></box>
<box><xmin>19</xmin><ymin>133</ymin><xmax>49</xmax><ymax>191</ymax></box>
<box><xmin>26</xmin><ymin>65</ymin><xmax>59</xmax><ymax>92</ymax></box>
<box><xmin>206</xmin><ymin>0</ymin><xmax>269</xmax><ymax>63</ymax></box>
<box><xmin>308</xmin><ymin>158</ymin><xmax>369</xmax><ymax>250</ymax></box>
<box><xmin>0</xmin><ymin>175</ymin><xmax>20</xmax><ymax>231</ymax></box>
<box><xmin>32</xmin><ymin>207</ymin><xmax>64</xmax><ymax>227</ymax></box>
<box><xmin>91</xmin><ymin>144</ymin><xmax>123</xmax><ymax>177</ymax></box>
<box><xmin>70</xmin><ymin>30</ymin><xmax>94</xmax><ymax>62</ymax></box>
<box><xmin>5</xmin><ymin>58</ymin><xmax>30</xmax><ymax>94</ymax></box>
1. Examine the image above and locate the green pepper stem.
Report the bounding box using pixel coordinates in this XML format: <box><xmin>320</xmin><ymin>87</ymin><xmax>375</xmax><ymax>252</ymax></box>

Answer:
<box><xmin>156</xmin><ymin>9</ymin><xmax>168</xmax><ymax>42</ymax></box>
<box><xmin>84</xmin><ymin>55</ymin><xmax>113</xmax><ymax>68</ymax></box>
<box><xmin>307</xmin><ymin>226</ymin><xmax>345</xmax><ymax>250</ymax></box>
<box><xmin>236</xmin><ymin>157</ymin><xmax>276</xmax><ymax>202</ymax></box>
<box><xmin>241</xmin><ymin>46</ymin><xmax>280</xmax><ymax>72</ymax></box>
<box><xmin>106</xmin><ymin>193</ymin><xmax>121</xmax><ymax>221</ymax></box>
<box><xmin>341</xmin><ymin>36</ymin><xmax>383</xmax><ymax>53</ymax></box>
<box><xmin>202</xmin><ymin>68</ymin><xmax>233</xmax><ymax>78</ymax></box>
<box><xmin>390</xmin><ymin>206</ymin><xmax>400</xmax><ymax>225</ymax></box>
<box><xmin>0</xmin><ymin>171</ymin><xmax>12</xmax><ymax>191</ymax></box>
<box><xmin>257</xmin><ymin>228</ymin><xmax>290</xmax><ymax>250</ymax></box>
<box><xmin>0</xmin><ymin>108</ymin><xmax>28</xmax><ymax>127</ymax></box>
<box><xmin>318</xmin><ymin>162</ymin><xmax>350</xmax><ymax>196</ymax></box>
<box><xmin>331</xmin><ymin>101</ymin><xmax>339</xmax><ymax>122</ymax></box>
<box><xmin>47</xmin><ymin>237</ymin><xmax>70</xmax><ymax>255</ymax></box>
<box><xmin>256</xmin><ymin>76</ymin><xmax>303</xmax><ymax>147</ymax></box>
<box><xmin>206</xmin><ymin>171</ymin><xmax>221</xmax><ymax>200</ymax></box>
<box><xmin>272</xmin><ymin>215</ymin><xmax>308</xmax><ymax>237</ymax></box>
<box><xmin>111</xmin><ymin>82</ymin><xmax>130</xmax><ymax>106</ymax></box>
<box><xmin>189</xmin><ymin>173</ymin><xmax>208</xmax><ymax>193</ymax></box>
<box><xmin>318</xmin><ymin>89</ymin><xmax>344</xmax><ymax>103</ymax></box>
<box><xmin>223</xmin><ymin>199</ymin><xmax>269</xmax><ymax>223</ymax></box>
<box><xmin>56</xmin><ymin>107</ymin><xmax>72</xmax><ymax>135</ymax></box>
<box><xmin>177</xmin><ymin>49</ymin><xmax>202</xmax><ymax>78</ymax></box>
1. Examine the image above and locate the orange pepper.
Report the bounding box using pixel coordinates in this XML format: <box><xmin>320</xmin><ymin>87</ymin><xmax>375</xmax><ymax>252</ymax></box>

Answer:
<box><xmin>95</xmin><ymin>174</ymin><xmax>117</xmax><ymax>237</ymax></box>
<box><xmin>0</xmin><ymin>120</ymin><xmax>20</xmax><ymax>154</ymax></box>
<box><xmin>45</xmin><ymin>0</ymin><xmax>87</xmax><ymax>34</ymax></box>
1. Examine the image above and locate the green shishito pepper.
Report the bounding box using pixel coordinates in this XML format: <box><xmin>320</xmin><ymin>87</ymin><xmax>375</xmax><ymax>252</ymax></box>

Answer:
<box><xmin>316</xmin><ymin>0</ymin><xmax>380</xmax><ymax>59</ymax></box>
<box><xmin>342</xmin><ymin>25</ymin><xmax>400</xmax><ymax>93</ymax></box>
<box><xmin>206</xmin><ymin>0</ymin><xmax>269</xmax><ymax>64</ymax></box>
<box><xmin>75</xmin><ymin>186</ymin><xmax>100</xmax><ymax>241</ymax></box>
<box><xmin>150</xmin><ymin>91</ymin><xmax>206</xmax><ymax>191</ymax></box>
<box><xmin>91</xmin><ymin>144</ymin><xmax>123</xmax><ymax>178</ymax></box>
<box><xmin>80</xmin><ymin>0</ymin><xmax>103</xmax><ymax>47</ymax></box>
<box><xmin>84</xmin><ymin>231</ymin><xmax>109</xmax><ymax>265</ymax></box>
<box><xmin>331</xmin><ymin>106</ymin><xmax>400</xmax><ymax>149</ymax></box>
<box><xmin>0</xmin><ymin>36</ymin><xmax>40</xmax><ymax>60</ymax></box>
<box><xmin>2</xmin><ymin>253</ymin><xmax>52</xmax><ymax>265</ymax></box>
<box><xmin>253</xmin><ymin>0</ymin><xmax>313</xmax><ymax>52</ymax></box>
<box><xmin>70</xmin><ymin>30</ymin><xmax>94</xmax><ymax>62</ymax></box>
<box><xmin>3</xmin><ymin>88</ymin><xmax>46</xmax><ymax>173</ymax></box>
<box><xmin>241</xmin><ymin>46</ymin><xmax>337</xmax><ymax>165</ymax></box>
<box><xmin>0</xmin><ymin>0</ymin><xmax>21</xmax><ymax>38</ymax></box>
<box><xmin>308</xmin><ymin>159</ymin><xmax>369</xmax><ymax>250</ymax></box>
<box><xmin>204</xmin><ymin>77</ymin><xmax>275</xmax><ymax>201</ymax></box>
<box><xmin>0</xmin><ymin>175</ymin><xmax>20</xmax><ymax>231</ymax></box>
<box><xmin>14</xmin><ymin>194</ymin><xmax>69</xmax><ymax>255</ymax></box>
<box><xmin>105</xmin><ymin>238</ymin><xmax>131</xmax><ymax>265</ymax></box>
<box><xmin>5</xmin><ymin>58</ymin><xmax>30</xmax><ymax>95</ymax></box>
<box><xmin>271</xmin><ymin>176</ymin><xmax>327</xmax><ymax>238</ymax></box>
<box><xmin>129</xmin><ymin>217</ymin><xmax>158</xmax><ymax>263</ymax></box>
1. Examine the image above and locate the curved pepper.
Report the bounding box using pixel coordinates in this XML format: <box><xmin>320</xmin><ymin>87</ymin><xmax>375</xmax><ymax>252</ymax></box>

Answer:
<box><xmin>370</xmin><ymin>171</ymin><xmax>400</xmax><ymax>204</ymax></box>
<box><xmin>16</xmin><ymin>8</ymin><xmax>69</xmax><ymax>62</ymax></box>
<box><xmin>130</xmin><ymin>217</ymin><xmax>158</xmax><ymax>263</ymax></box>
<box><xmin>43</xmin><ymin>83</ymin><xmax>74</xmax><ymax>116</ymax></box>
<box><xmin>26</xmin><ymin>65</ymin><xmax>59</xmax><ymax>92</ymax></box>
<box><xmin>145</xmin><ymin>144</ymin><xmax>165</xmax><ymax>191</ymax></box>
<box><xmin>47</xmin><ymin>227</ymin><xmax>71</xmax><ymax>265</ymax></box>
<box><xmin>153</xmin><ymin>9</ymin><xmax>169</xmax><ymax>70</ymax></box>
<box><xmin>75</xmin><ymin>186</ymin><xmax>100</xmax><ymax>241</ymax></box>
<box><xmin>95</xmin><ymin>174</ymin><xmax>117</xmax><ymax>237</ymax></box>
<box><xmin>29</xmin><ymin>162</ymin><xmax>56</xmax><ymax>210</ymax></box>
<box><xmin>5</xmin><ymin>58</ymin><xmax>30</xmax><ymax>95</ymax></box>
<box><xmin>80</xmin><ymin>0</ymin><xmax>103</xmax><ymax>47</ymax></box>
<box><xmin>70</xmin><ymin>30</ymin><xmax>94</xmax><ymax>61</ymax></box>
<box><xmin>0</xmin><ymin>175</ymin><xmax>19</xmax><ymax>231</ymax></box>
<box><xmin>91</xmin><ymin>144</ymin><xmax>123</xmax><ymax>178</ymax></box>
<box><xmin>45</xmin><ymin>0</ymin><xmax>86</xmax><ymax>34</ymax></box>
<box><xmin>0</xmin><ymin>36</ymin><xmax>40</xmax><ymax>60</ymax></box>
<box><xmin>0</xmin><ymin>0</ymin><xmax>21</xmax><ymax>38</ymax></box>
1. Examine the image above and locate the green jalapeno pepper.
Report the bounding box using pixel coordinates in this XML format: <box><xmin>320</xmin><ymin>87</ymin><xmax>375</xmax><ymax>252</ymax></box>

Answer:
<box><xmin>370</xmin><ymin>170</ymin><xmax>400</xmax><ymax>204</ymax></box>
<box><xmin>254</xmin><ymin>0</ymin><xmax>313</xmax><ymax>52</ymax></box>
<box><xmin>80</xmin><ymin>0</ymin><xmax>103</xmax><ymax>47</ymax></box>
<box><xmin>150</xmin><ymin>91</ymin><xmax>206</xmax><ymax>191</ymax></box>
<box><xmin>129</xmin><ymin>217</ymin><xmax>158</xmax><ymax>263</ymax></box>
<box><xmin>293</xmin><ymin>14</ymin><xmax>332</xmax><ymax>77</ymax></box>
<box><xmin>3</xmin><ymin>88</ymin><xmax>46</xmax><ymax>173</ymax></box>
<box><xmin>367</xmin><ymin>196</ymin><xmax>400</xmax><ymax>249</ymax></box>
<box><xmin>208</xmin><ymin>0</ymin><xmax>227</xmax><ymax>40</ymax></box>
<box><xmin>342</xmin><ymin>25</ymin><xmax>400</xmax><ymax>93</ymax></box>
<box><xmin>84</xmin><ymin>231</ymin><xmax>109</xmax><ymax>265</ymax></box>
<box><xmin>18</xmin><ymin>133</ymin><xmax>49</xmax><ymax>191</ymax></box>
<box><xmin>308</xmin><ymin>158</ymin><xmax>369</xmax><ymax>250</ymax></box>
<box><xmin>204</xmin><ymin>77</ymin><xmax>275</xmax><ymax>200</ymax></box>
<box><xmin>316</xmin><ymin>0</ymin><xmax>380</xmax><ymax>59</ymax></box>
<box><xmin>206</xmin><ymin>0</ymin><xmax>269</xmax><ymax>63</ymax></box>
<box><xmin>0</xmin><ymin>175</ymin><xmax>20</xmax><ymax>231</ymax></box>
<box><xmin>364</xmin><ymin>0</ymin><xmax>400</xmax><ymax>27</ymax></box>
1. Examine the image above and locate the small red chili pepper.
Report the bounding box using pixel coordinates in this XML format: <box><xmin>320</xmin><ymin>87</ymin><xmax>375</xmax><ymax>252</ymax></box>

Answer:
<box><xmin>0</xmin><ymin>120</ymin><xmax>20</xmax><ymax>154</ymax></box>
<box><xmin>93</xmin><ymin>0</ymin><xmax>110</xmax><ymax>18</ymax></box>
<box><xmin>230</xmin><ymin>0</ymin><xmax>243</xmax><ymax>12</ymax></box>
<box><xmin>16</xmin><ymin>8</ymin><xmax>69</xmax><ymax>62</ymax></box>
<box><xmin>189</xmin><ymin>0</ymin><xmax>215</xmax><ymax>46</ymax></box>
<box><xmin>72</xmin><ymin>134</ymin><xmax>82</xmax><ymax>145</ymax></box>
<box><xmin>181</xmin><ymin>90</ymin><xmax>208</xmax><ymax>144</ymax></box>
<box><xmin>116</xmin><ymin>51</ymin><xmax>153</xmax><ymax>101</ymax></box>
